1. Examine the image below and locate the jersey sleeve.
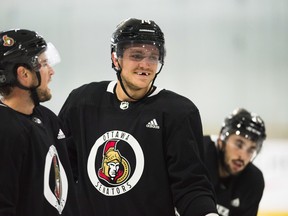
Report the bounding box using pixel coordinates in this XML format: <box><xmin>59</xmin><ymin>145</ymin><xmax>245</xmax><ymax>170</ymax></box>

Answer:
<box><xmin>165</xmin><ymin>108</ymin><xmax>218</xmax><ymax>215</ymax></box>
<box><xmin>233</xmin><ymin>166</ymin><xmax>264</xmax><ymax>216</ymax></box>
<box><xmin>0</xmin><ymin>121</ymin><xmax>28</xmax><ymax>215</ymax></box>
<box><xmin>58</xmin><ymin>92</ymin><xmax>79</xmax><ymax>183</ymax></box>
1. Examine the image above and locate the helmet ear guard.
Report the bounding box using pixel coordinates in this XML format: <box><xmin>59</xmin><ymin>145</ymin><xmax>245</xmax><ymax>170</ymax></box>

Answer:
<box><xmin>219</xmin><ymin>108</ymin><xmax>266</xmax><ymax>153</ymax></box>
<box><xmin>0</xmin><ymin>67</ymin><xmax>11</xmax><ymax>86</ymax></box>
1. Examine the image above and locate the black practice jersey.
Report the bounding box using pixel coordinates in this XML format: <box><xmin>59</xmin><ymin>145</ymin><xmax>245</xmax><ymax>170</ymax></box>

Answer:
<box><xmin>0</xmin><ymin>102</ymin><xmax>79</xmax><ymax>216</ymax></box>
<box><xmin>203</xmin><ymin>135</ymin><xmax>264</xmax><ymax>216</ymax></box>
<box><xmin>59</xmin><ymin>81</ymin><xmax>218</xmax><ymax>216</ymax></box>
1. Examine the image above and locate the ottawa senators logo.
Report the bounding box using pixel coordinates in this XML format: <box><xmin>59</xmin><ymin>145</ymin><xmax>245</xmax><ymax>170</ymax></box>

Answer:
<box><xmin>2</xmin><ymin>35</ymin><xmax>15</xmax><ymax>47</ymax></box>
<box><xmin>98</xmin><ymin>140</ymin><xmax>130</xmax><ymax>185</ymax></box>
<box><xmin>87</xmin><ymin>130</ymin><xmax>144</xmax><ymax>196</ymax></box>
<box><xmin>44</xmin><ymin>145</ymin><xmax>68</xmax><ymax>214</ymax></box>
<box><xmin>52</xmin><ymin>155</ymin><xmax>62</xmax><ymax>201</ymax></box>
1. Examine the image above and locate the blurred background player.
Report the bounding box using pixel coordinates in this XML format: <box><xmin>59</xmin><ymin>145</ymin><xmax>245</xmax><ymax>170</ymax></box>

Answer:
<box><xmin>0</xmin><ymin>29</ymin><xmax>79</xmax><ymax>216</ymax></box>
<box><xmin>203</xmin><ymin>108</ymin><xmax>266</xmax><ymax>216</ymax></box>
<box><xmin>59</xmin><ymin>18</ymin><xmax>219</xmax><ymax>216</ymax></box>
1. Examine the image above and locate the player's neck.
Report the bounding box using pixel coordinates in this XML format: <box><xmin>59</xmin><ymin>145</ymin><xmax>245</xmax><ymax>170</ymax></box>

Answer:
<box><xmin>1</xmin><ymin>88</ymin><xmax>35</xmax><ymax>115</ymax></box>
<box><xmin>219</xmin><ymin>164</ymin><xmax>230</xmax><ymax>178</ymax></box>
<box><xmin>115</xmin><ymin>81</ymin><xmax>151</xmax><ymax>102</ymax></box>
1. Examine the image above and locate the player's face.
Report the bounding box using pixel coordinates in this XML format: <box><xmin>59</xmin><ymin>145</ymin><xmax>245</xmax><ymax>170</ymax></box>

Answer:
<box><xmin>220</xmin><ymin>134</ymin><xmax>257</xmax><ymax>176</ymax></box>
<box><xmin>117</xmin><ymin>44</ymin><xmax>160</xmax><ymax>96</ymax></box>
<box><xmin>35</xmin><ymin>52</ymin><xmax>55</xmax><ymax>102</ymax></box>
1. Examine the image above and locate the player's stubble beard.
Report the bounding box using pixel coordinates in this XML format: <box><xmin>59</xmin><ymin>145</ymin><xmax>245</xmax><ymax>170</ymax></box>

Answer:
<box><xmin>36</xmin><ymin>87</ymin><xmax>52</xmax><ymax>102</ymax></box>
<box><xmin>219</xmin><ymin>144</ymin><xmax>242</xmax><ymax>177</ymax></box>
<box><xmin>30</xmin><ymin>72</ymin><xmax>52</xmax><ymax>103</ymax></box>
<box><xmin>120</xmin><ymin>69</ymin><xmax>155</xmax><ymax>100</ymax></box>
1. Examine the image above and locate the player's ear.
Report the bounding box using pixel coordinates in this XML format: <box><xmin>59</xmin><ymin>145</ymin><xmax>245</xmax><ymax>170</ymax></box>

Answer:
<box><xmin>17</xmin><ymin>66</ymin><xmax>26</xmax><ymax>77</ymax></box>
<box><xmin>217</xmin><ymin>138</ymin><xmax>223</xmax><ymax>149</ymax></box>
<box><xmin>111</xmin><ymin>52</ymin><xmax>120</xmax><ymax>68</ymax></box>
<box><xmin>17</xmin><ymin>66</ymin><xmax>29</xmax><ymax>80</ymax></box>
<box><xmin>16</xmin><ymin>66</ymin><xmax>33</xmax><ymax>87</ymax></box>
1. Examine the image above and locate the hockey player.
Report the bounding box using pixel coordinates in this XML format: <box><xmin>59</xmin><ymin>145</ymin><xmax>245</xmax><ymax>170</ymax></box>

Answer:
<box><xmin>58</xmin><ymin>18</ymin><xmax>219</xmax><ymax>216</ymax></box>
<box><xmin>0</xmin><ymin>29</ymin><xmax>79</xmax><ymax>216</ymax></box>
<box><xmin>203</xmin><ymin>108</ymin><xmax>266</xmax><ymax>216</ymax></box>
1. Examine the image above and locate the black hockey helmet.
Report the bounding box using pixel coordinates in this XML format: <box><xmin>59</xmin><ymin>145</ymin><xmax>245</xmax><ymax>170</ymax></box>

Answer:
<box><xmin>111</xmin><ymin>18</ymin><xmax>166</xmax><ymax>65</ymax></box>
<box><xmin>0</xmin><ymin>29</ymin><xmax>47</xmax><ymax>87</ymax></box>
<box><xmin>220</xmin><ymin>108</ymin><xmax>266</xmax><ymax>153</ymax></box>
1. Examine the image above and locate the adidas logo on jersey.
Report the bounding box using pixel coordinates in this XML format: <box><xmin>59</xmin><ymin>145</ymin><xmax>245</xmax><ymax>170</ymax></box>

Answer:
<box><xmin>57</xmin><ymin>129</ymin><xmax>66</xmax><ymax>139</ymax></box>
<box><xmin>146</xmin><ymin>119</ymin><xmax>160</xmax><ymax>129</ymax></box>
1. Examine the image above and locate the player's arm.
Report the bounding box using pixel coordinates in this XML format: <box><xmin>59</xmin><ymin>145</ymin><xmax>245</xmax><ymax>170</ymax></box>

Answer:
<box><xmin>58</xmin><ymin>90</ymin><xmax>80</xmax><ymax>183</ymax></box>
<box><xmin>0</xmin><ymin>128</ymin><xmax>27</xmax><ymax>215</ymax></box>
<box><xmin>165</xmin><ymin>108</ymin><xmax>218</xmax><ymax>216</ymax></box>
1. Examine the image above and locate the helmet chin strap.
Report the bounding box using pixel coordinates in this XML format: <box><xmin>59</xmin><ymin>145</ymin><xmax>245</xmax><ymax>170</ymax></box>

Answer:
<box><xmin>113</xmin><ymin>60</ymin><xmax>163</xmax><ymax>102</ymax></box>
<box><xmin>16</xmin><ymin>71</ymin><xmax>41</xmax><ymax>106</ymax></box>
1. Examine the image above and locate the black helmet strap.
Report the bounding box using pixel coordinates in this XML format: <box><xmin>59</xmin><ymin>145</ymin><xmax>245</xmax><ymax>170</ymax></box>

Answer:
<box><xmin>15</xmin><ymin>70</ymin><xmax>41</xmax><ymax>106</ymax></box>
<box><xmin>30</xmin><ymin>88</ymin><xmax>40</xmax><ymax>106</ymax></box>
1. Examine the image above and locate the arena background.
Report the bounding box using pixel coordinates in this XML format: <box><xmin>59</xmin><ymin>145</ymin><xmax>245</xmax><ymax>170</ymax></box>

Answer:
<box><xmin>1</xmin><ymin>0</ymin><xmax>287</xmax><ymax>215</ymax></box>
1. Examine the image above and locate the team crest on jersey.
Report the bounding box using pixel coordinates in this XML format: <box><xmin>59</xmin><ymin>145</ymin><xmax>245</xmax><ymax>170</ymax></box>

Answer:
<box><xmin>44</xmin><ymin>145</ymin><xmax>68</xmax><ymax>214</ymax></box>
<box><xmin>87</xmin><ymin>130</ymin><xmax>144</xmax><ymax>196</ymax></box>
<box><xmin>98</xmin><ymin>140</ymin><xmax>130</xmax><ymax>185</ymax></box>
